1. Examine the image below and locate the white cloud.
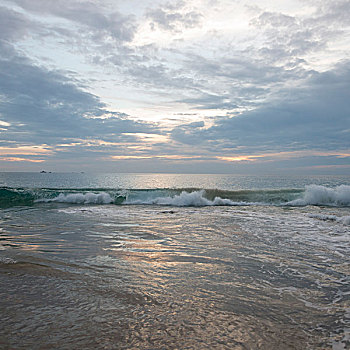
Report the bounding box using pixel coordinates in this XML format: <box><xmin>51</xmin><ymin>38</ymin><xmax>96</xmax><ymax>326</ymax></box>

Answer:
<box><xmin>0</xmin><ymin>0</ymin><xmax>349</xmax><ymax>172</ymax></box>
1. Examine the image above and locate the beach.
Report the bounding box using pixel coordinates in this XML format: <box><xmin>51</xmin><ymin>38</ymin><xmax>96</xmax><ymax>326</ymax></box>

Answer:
<box><xmin>0</xmin><ymin>173</ymin><xmax>349</xmax><ymax>349</ymax></box>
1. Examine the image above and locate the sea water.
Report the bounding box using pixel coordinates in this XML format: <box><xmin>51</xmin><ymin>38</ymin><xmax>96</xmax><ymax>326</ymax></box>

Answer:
<box><xmin>0</xmin><ymin>173</ymin><xmax>349</xmax><ymax>349</ymax></box>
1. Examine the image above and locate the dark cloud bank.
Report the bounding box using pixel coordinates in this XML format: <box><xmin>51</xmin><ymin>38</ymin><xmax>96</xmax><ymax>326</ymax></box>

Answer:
<box><xmin>172</xmin><ymin>61</ymin><xmax>350</xmax><ymax>153</ymax></box>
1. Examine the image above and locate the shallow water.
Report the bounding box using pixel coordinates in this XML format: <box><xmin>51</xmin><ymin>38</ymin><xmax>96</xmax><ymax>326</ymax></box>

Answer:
<box><xmin>0</xmin><ymin>173</ymin><xmax>349</xmax><ymax>349</ymax></box>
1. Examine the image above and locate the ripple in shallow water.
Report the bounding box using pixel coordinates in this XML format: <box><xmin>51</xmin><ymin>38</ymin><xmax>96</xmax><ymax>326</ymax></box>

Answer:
<box><xmin>0</xmin><ymin>204</ymin><xmax>349</xmax><ymax>349</ymax></box>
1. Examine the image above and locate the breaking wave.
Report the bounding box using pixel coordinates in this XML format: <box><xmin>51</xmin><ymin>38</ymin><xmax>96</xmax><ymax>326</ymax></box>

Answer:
<box><xmin>287</xmin><ymin>185</ymin><xmax>350</xmax><ymax>206</ymax></box>
<box><xmin>0</xmin><ymin>184</ymin><xmax>349</xmax><ymax>208</ymax></box>
<box><xmin>36</xmin><ymin>192</ymin><xmax>113</xmax><ymax>204</ymax></box>
<box><xmin>123</xmin><ymin>190</ymin><xmax>256</xmax><ymax>206</ymax></box>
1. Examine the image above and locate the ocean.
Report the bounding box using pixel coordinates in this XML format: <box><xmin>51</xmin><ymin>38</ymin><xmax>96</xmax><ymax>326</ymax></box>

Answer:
<box><xmin>0</xmin><ymin>172</ymin><xmax>349</xmax><ymax>349</ymax></box>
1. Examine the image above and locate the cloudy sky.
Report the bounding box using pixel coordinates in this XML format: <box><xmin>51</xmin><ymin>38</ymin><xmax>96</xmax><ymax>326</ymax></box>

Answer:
<box><xmin>0</xmin><ymin>0</ymin><xmax>349</xmax><ymax>173</ymax></box>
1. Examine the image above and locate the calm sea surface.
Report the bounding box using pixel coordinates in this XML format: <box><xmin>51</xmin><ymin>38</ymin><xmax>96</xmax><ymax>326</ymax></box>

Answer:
<box><xmin>0</xmin><ymin>173</ymin><xmax>349</xmax><ymax>349</ymax></box>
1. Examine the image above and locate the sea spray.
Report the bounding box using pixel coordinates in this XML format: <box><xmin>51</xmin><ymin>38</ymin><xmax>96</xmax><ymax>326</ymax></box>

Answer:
<box><xmin>1</xmin><ymin>184</ymin><xmax>350</xmax><ymax>208</ymax></box>
<box><xmin>36</xmin><ymin>192</ymin><xmax>113</xmax><ymax>204</ymax></box>
<box><xmin>124</xmin><ymin>190</ymin><xmax>254</xmax><ymax>206</ymax></box>
<box><xmin>287</xmin><ymin>185</ymin><xmax>350</xmax><ymax>206</ymax></box>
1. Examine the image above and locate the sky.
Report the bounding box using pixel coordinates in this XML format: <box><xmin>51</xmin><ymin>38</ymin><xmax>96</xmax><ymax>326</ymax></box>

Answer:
<box><xmin>0</xmin><ymin>0</ymin><xmax>349</xmax><ymax>174</ymax></box>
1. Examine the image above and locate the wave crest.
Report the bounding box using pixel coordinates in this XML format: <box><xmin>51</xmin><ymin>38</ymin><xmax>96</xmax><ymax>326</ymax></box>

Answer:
<box><xmin>125</xmin><ymin>190</ymin><xmax>252</xmax><ymax>207</ymax></box>
<box><xmin>36</xmin><ymin>192</ymin><xmax>113</xmax><ymax>204</ymax></box>
<box><xmin>287</xmin><ymin>185</ymin><xmax>350</xmax><ymax>206</ymax></box>
<box><xmin>1</xmin><ymin>184</ymin><xmax>349</xmax><ymax>208</ymax></box>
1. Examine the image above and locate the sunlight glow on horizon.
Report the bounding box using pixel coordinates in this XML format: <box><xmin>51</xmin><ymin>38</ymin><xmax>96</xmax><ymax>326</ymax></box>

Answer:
<box><xmin>0</xmin><ymin>0</ymin><xmax>349</xmax><ymax>173</ymax></box>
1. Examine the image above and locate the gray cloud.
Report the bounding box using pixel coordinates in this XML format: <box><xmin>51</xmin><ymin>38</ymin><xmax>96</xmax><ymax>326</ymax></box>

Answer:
<box><xmin>0</xmin><ymin>1</ymin><xmax>326</xmax><ymax>114</ymax></box>
<box><xmin>0</xmin><ymin>42</ymin><xmax>157</xmax><ymax>148</ymax></box>
<box><xmin>147</xmin><ymin>1</ymin><xmax>202</xmax><ymax>32</ymax></box>
<box><xmin>164</xmin><ymin>0</ymin><xmax>350</xmax><ymax>113</ymax></box>
<box><xmin>1</xmin><ymin>2</ymin><xmax>194</xmax><ymax>100</ymax></box>
<box><xmin>179</xmin><ymin>93</ymin><xmax>238</xmax><ymax>110</ymax></box>
<box><xmin>171</xmin><ymin>62</ymin><xmax>350</xmax><ymax>153</ymax></box>
<box><xmin>1</xmin><ymin>0</ymin><xmax>349</xmax><ymax>173</ymax></box>
<box><xmin>306</xmin><ymin>0</ymin><xmax>350</xmax><ymax>26</ymax></box>
<box><xmin>249</xmin><ymin>1</ymin><xmax>348</xmax><ymax>66</ymax></box>
<box><xmin>0</xmin><ymin>6</ymin><xmax>35</xmax><ymax>41</ymax></box>
<box><xmin>10</xmin><ymin>0</ymin><xmax>137</xmax><ymax>42</ymax></box>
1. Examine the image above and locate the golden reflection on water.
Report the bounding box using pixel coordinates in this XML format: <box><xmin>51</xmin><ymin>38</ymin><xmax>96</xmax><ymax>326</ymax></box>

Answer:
<box><xmin>1</xmin><ymin>203</ymin><xmax>349</xmax><ymax>349</ymax></box>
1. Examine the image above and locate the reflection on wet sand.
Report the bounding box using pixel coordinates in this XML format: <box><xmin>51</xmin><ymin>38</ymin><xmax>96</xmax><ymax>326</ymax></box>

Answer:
<box><xmin>0</xmin><ymin>204</ymin><xmax>349</xmax><ymax>349</ymax></box>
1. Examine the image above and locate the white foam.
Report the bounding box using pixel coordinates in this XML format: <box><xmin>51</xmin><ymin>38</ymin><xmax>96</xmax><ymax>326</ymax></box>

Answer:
<box><xmin>342</xmin><ymin>216</ymin><xmax>350</xmax><ymax>225</ymax></box>
<box><xmin>124</xmin><ymin>190</ymin><xmax>254</xmax><ymax>207</ymax></box>
<box><xmin>36</xmin><ymin>192</ymin><xmax>113</xmax><ymax>204</ymax></box>
<box><xmin>309</xmin><ymin>214</ymin><xmax>350</xmax><ymax>226</ymax></box>
<box><xmin>0</xmin><ymin>257</ymin><xmax>17</xmax><ymax>264</ymax></box>
<box><xmin>287</xmin><ymin>185</ymin><xmax>350</xmax><ymax>206</ymax></box>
